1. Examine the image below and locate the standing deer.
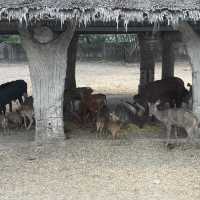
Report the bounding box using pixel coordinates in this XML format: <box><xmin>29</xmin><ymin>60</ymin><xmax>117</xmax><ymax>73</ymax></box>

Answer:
<box><xmin>0</xmin><ymin>114</ymin><xmax>8</xmax><ymax>135</ymax></box>
<box><xmin>148</xmin><ymin>100</ymin><xmax>200</xmax><ymax>146</ymax></box>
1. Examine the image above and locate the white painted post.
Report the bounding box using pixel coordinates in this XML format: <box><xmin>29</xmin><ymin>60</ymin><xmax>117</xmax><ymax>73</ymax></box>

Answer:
<box><xmin>19</xmin><ymin>22</ymin><xmax>76</xmax><ymax>142</ymax></box>
<box><xmin>178</xmin><ymin>22</ymin><xmax>200</xmax><ymax>119</ymax></box>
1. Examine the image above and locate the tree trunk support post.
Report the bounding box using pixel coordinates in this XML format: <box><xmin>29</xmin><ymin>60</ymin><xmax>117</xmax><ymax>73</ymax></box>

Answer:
<box><xmin>161</xmin><ymin>33</ymin><xmax>175</xmax><ymax>79</ymax></box>
<box><xmin>178</xmin><ymin>22</ymin><xmax>200</xmax><ymax>119</ymax></box>
<box><xmin>65</xmin><ymin>34</ymin><xmax>79</xmax><ymax>90</ymax></box>
<box><xmin>63</xmin><ymin>34</ymin><xmax>79</xmax><ymax>120</ymax></box>
<box><xmin>19</xmin><ymin>21</ymin><xmax>76</xmax><ymax>143</ymax></box>
<box><xmin>138</xmin><ymin>33</ymin><xmax>155</xmax><ymax>94</ymax></box>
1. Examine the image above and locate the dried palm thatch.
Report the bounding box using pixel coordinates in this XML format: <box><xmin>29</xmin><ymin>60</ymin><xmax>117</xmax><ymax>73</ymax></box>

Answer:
<box><xmin>0</xmin><ymin>1</ymin><xmax>199</xmax><ymax>28</ymax></box>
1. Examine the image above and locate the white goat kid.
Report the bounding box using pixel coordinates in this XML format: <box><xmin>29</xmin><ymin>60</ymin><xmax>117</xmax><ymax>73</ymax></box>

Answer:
<box><xmin>148</xmin><ymin>100</ymin><xmax>199</xmax><ymax>146</ymax></box>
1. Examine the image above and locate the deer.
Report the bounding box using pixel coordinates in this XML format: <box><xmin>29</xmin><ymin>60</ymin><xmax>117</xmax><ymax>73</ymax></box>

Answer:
<box><xmin>17</xmin><ymin>99</ymin><xmax>34</xmax><ymax>130</ymax></box>
<box><xmin>106</xmin><ymin>112</ymin><xmax>125</xmax><ymax>140</ymax></box>
<box><xmin>148</xmin><ymin>100</ymin><xmax>200</xmax><ymax>146</ymax></box>
<box><xmin>0</xmin><ymin>114</ymin><xmax>8</xmax><ymax>135</ymax></box>
<box><xmin>96</xmin><ymin>104</ymin><xmax>109</xmax><ymax>138</ymax></box>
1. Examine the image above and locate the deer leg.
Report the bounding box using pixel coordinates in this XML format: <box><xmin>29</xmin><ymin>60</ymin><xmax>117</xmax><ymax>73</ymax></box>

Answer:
<box><xmin>27</xmin><ymin>117</ymin><xmax>33</xmax><ymax>130</ymax></box>
<box><xmin>174</xmin><ymin>126</ymin><xmax>178</xmax><ymax>145</ymax></box>
<box><xmin>186</xmin><ymin>127</ymin><xmax>196</xmax><ymax>145</ymax></box>
<box><xmin>96</xmin><ymin>122</ymin><xmax>99</xmax><ymax>138</ymax></box>
<box><xmin>23</xmin><ymin>115</ymin><xmax>27</xmax><ymax>129</ymax></box>
<box><xmin>166</xmin><ymin>125</ymin><xmax>172</xmax><ymax>146</ymax></box>
<box><xmin>9</xmin><ymin>102</ymin><xmax>12</xmax><ymax>112</ymax></box>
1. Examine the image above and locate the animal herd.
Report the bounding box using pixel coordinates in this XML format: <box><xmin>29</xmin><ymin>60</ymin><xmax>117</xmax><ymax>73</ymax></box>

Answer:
<box><xmin>63</xmin><ymin>76</ymin><xmax>198</xmax><ymax>145</ymax></box>
<box><xmin>0</xmin><ymin>77</ymin><xmax>199</xmax><ymax>147</ymax></box>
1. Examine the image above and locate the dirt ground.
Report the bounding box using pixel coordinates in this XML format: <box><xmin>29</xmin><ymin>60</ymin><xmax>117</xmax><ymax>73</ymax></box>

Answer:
<box><xmin>1</xmin><ymin>61</ymin><xmax>200</xmax><ymax>200</ymax></box>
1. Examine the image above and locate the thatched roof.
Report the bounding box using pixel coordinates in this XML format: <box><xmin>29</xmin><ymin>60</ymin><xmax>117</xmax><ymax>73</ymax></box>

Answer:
<box><xmin>0</xmin><ymin>0</ymin><xmax>200</xmax><ymax>28</ymax></box>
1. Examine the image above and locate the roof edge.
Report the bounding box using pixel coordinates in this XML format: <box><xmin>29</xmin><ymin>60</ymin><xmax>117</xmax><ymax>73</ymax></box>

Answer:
<box><xmin>0</xmin><ymin>7</ymin><xmax>200</xmax><ymax>30</ymax></box>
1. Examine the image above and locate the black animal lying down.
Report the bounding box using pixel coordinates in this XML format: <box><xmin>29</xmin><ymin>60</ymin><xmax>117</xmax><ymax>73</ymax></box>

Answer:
<box><xmin>0</xmin><ymin>80</ymin><xmax>27</xmax><ymax>114</ymax></box>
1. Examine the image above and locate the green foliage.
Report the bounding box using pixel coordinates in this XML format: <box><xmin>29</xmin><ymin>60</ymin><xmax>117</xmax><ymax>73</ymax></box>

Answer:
<box><xmin>78</xmin><ymin>34</ymin><xmax>139</xmax><ymax>52</ymax></box>
<box><xmin>79</xmin><ymin>34</ymin><xmax>138</xmax><ymax>45</ymax></box>
<box><xmin>0</xmin><ymin>35</ymin><xmax>21</xmax><ymax>44</ymax></box>
<box><xmin>126</xmin><ymin>123</ymin><xmax>161</xmax><ymax>134</ymax></box>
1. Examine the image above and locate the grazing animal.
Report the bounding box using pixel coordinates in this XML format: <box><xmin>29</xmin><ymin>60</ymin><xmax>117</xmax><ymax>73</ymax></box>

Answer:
<box><xmin>0</xmin><ymin>80</ymin><xmax>27</xmax><ymax>114</ymax></box>
<box><xmin>148</xmin><ymin>100</ymin><xmax>200</xmax><ymax>146</ymax></box>
<box><xmin>135</xmin><ymin>77</ymin><xmax>189</xmax><ymax>108</ymax></box>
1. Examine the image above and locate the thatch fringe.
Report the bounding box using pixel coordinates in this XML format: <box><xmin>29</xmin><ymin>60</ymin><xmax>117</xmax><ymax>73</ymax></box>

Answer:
<box><xmin>0</xmin><ymin>7</ymin><xmax>200</xmax><ymax>29</ymax></box>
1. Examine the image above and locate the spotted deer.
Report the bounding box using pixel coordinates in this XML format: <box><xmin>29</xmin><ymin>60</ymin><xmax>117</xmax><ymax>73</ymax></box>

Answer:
<box><xmin>148</xmin><ymin>100</ymin><xmax>200</xmax><ymax>146</ymax></box>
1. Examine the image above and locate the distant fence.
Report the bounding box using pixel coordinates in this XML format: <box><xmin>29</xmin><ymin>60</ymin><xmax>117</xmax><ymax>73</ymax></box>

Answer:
<box><xmin>0</xmin><ymin>42</ymin><xmax>27</xmax><ymax>62</ymax></box>
<box><xmin>0</xmin><ymin>42</ymin><xmax>188</xmax><ymax>63</ymax></box>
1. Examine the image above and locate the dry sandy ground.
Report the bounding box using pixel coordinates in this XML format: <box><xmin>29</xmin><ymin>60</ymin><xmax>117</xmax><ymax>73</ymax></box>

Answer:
<box><xmin>1</xmin><ymin>61</ymin><xmax>200</xmax><ymax>200</ymax></box>
<box><xmin>0</xmin><ymin>60</ymin><xmax>192</xmax><ymax>95</ymax></box>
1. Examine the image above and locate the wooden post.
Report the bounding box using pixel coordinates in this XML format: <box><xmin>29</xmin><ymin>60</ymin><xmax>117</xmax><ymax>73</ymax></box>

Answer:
<box><xmin>138</xmin><ymin>33</ymin><xmax>155</xmax><ymax>94</ymax></box>
<box><xmin>63</xmin><ymin>34</ymin><xmax>79</xmax><ymax>120</ymax></box>
<box><xmin>177</xmin><ymin>22</ymin><xmax>200</xmax><ymax>119</ymax></box>
<box><xmin>161</xmin><ymin>33</ymin><xmax>175</xmax><ymax>79</ymax></box>
<box><xmin>19</xmin><ymin>22</ymin><xmax>76</xmax><ymax>142</ymax></box>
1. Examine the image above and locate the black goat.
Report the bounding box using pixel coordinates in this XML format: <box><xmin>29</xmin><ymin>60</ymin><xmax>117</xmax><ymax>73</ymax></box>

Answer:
<box><xmin>0</xmin><ymin>80</ymin><xmax>27</xmax><ymax>114</ymax></box>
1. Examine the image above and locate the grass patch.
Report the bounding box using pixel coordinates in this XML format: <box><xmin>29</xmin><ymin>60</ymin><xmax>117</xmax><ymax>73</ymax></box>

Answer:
<box><xmin>125</xmin><ymin>123</ymin><xmax>161</xmax><ymax>134</ymax></box>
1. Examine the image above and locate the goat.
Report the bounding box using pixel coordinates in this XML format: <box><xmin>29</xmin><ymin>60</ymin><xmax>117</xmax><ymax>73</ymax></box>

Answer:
<box><xmin>148</xmin><ymin>100</ymin><xmax>200</xmax><ymax>146</ymax></box>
